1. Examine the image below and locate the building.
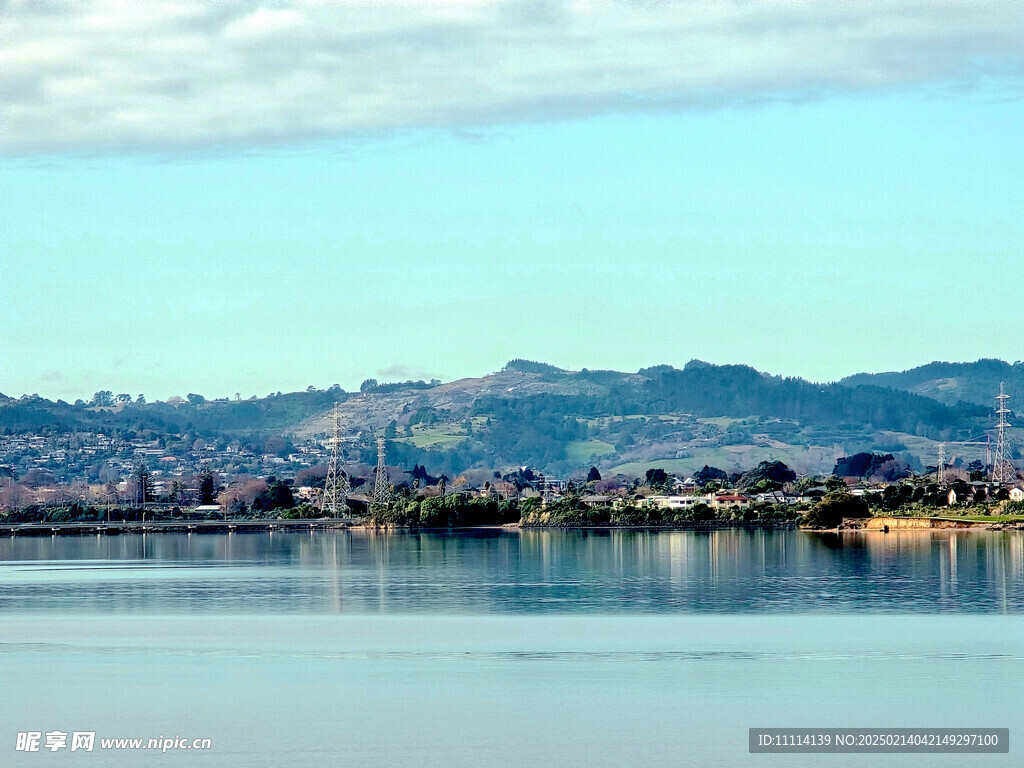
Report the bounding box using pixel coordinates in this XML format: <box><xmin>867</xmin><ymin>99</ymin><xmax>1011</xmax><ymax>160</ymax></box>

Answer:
<box><xmin>644</xmin><ymin>494</ymin><xmax>714</xmax><ymax>510</ymax></box>
<box><xmin>712</xmin><ymin>494</ymin><xmax>751</xmax><ymax>510</ymax></box>
<box><xmin>670</xmin><ymin>477</ymin><xmax>698</xmax><ymax>494</ymax></box>
<box><xmin>754</xmin><ymin>490</ymin><xmax>800</xmax><ymax>506</ymax></box>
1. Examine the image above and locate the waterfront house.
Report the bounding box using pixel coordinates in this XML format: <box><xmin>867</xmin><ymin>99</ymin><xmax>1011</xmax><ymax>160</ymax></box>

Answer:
<box><xmin>712</xmin><ymin>493</ymin><xmax>751</xmax><ymax>510</ymax></box>
<box><xmin>645</xmin><ymin>494</ymin><xmax>714</xmax><ymax>510</ymax></box>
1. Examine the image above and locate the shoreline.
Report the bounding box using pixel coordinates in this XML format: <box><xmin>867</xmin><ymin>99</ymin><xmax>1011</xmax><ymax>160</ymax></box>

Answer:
<box><xmin>5</xmin><ymin>517</ymin><xmax>1023</xmax><ymax>536</ymax></box>
<box><xmin>0</xmin><ymin>520</ymin><xmax>796</xmax><ymax>537</ymax></box>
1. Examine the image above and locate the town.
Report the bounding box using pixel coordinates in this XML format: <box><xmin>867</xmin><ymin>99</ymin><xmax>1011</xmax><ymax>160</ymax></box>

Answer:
<box><xmin>2</xmin><ymin>419</ymin><xmax>1022</xmax><ymax>531</ymax></box>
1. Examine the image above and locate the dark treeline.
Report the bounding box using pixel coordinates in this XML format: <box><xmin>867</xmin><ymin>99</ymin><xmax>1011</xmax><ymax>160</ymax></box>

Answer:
<box><xmin>367</xmin><ymin>493</ymin><xmax>801</xmax><ymax>529</ymax></box>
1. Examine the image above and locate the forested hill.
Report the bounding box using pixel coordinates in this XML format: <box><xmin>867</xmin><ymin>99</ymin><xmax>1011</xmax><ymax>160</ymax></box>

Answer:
<box><xmin>839</xmin><ymin>359</ymin><xmax>1024</xmax><ymax>408</ymax></box>
<box><xmin>0</xmin><ymin>359</ymin><xmax>999</xmax><ymax>476</ymax></box>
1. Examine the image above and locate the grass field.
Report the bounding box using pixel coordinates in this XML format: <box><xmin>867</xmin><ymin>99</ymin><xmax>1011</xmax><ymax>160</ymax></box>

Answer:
<box><xmin>564</xmin><ymin>439</ymin><xmax>616</xmax><ymax>462</ymax></box>
<box><xmin>395</xmin><ymin>422</ymin><xmax>474</xmax><ymax>448</ymax></box>
<box><xmin>696</xmin><ymin>416</ymin><xmax>743</xmax><ymax>429</ymax></box>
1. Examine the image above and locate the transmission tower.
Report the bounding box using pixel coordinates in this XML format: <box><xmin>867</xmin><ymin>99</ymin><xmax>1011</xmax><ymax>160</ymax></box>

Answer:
<box><xmin>937</xmin><ymin>443</ymin><xmax>946</xmax><ymax>485</ymax></box>
<box><xmin>320</xmin><ymin>404</ymin><xmax>349</xmax><ymax>517</ymax></box>
<box><xmin>991</xmin><ymin>382</ymin><xmax>1015</xmax><ymax>484</ymax></box>
<box><xmin>372</xmin><ymin>437</ymin><xmax>392</xmax><ymax>507</ymax></box>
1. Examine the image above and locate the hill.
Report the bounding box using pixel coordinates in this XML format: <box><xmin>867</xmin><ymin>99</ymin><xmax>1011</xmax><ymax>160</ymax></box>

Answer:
<box><xmin>840</xmin><ymin>359</ymin><xmax>1024</xmax><ymax>408</ymax></box>
<box><xmin>2</xmin><ymin>359</ymin><xmax>997</xmax><ymax>478</ymax></box>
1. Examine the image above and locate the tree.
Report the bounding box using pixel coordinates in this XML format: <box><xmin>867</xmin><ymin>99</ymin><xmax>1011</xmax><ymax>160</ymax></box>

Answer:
<box><xmin>219</xmin><ymin>477</ymin><xmax>268</xmax><ymax>510</ymax></box>
<box><xmin>198</xmin><ymin>472</ymin><xmax>217</xmax><ymax>505</ymax></box>
<box><xmin>385</xmin><ymin>420</ymin><xmax>398</xmax><ymax>439</ymax></box>
<box><xmin>294</xmin><ymin>465</ymin><xmax>328</xmax><ymax>488</ymax></box>
<box><xmin>587</xmin><ymin>466</ymin><xmax>602</xmax><ymax>483</ymax></box>
<box><xmin>694</xmin><ymin>465</ymin><xmax>727</xmax><ymax>485</ymax></box>
<box><xmin>128</xmin><ymin>463</ymin><xmax>153</xmax><ymax>506</ymax></box>
<box><xmin>833</xmin><ymin>453</ymin><xmax>895</xmax><ymax>479</ymax></box>
<box><xmin>91</xmin><ymin>391</ymin><xmax>114</xmax><ymax>407</ymax></box>
<box><xmin>0</xmin><ymin>481</ymin><xmax>30</xmax><ymax>511</ymax></box>
<box><xmin>360</xmin><ymin>379</ymin><xmax>379</xmax><ymax>393</ymax></box>
<box><xmin>803</xmin><ymin>492</ymin><xmax>869</xmax><ymax>528</ymax></box>
<box><xmin>645</xmin><ymin>468</ymin><xmax>668</xmax><ymax>488</ymax></box>
<box><xmin>186</xmin><ymin>393</ymin><xmax>206</xmax><ymax>405</ymax></box>
<box><xmin>253</xmin><ymin>480</ymin><xmax>295</xmax><ymax>513</ymax></box>
<box><xmin>737</xmin><ymin>461</ymin><xmax>796</xmax><ymax>492</ymax></box>
<box><xmin>136</xmin><ymin>394</ymin><xmax>146</xmax><ymax>405</ymax></box>
<box><xmin>114</xmin><ymin>393</ymin><xmax>132</xmax><ymax>404</ymax></box>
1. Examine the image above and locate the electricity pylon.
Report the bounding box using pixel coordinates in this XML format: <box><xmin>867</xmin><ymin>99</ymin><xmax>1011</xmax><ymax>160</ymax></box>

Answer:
<box><xmin>372</xmin><ymin>437</ymin><xmax>392</xmax><ymax>508</ymax></box>
<box><xmin>320</xmin><ymin>404</ymin><xmax>349</xmax><ymax>517</ymax></box>
<box><xmin>991</xmin><ymin>382</ymin><xmax>1015</xmax><ymax>484</ymax></box>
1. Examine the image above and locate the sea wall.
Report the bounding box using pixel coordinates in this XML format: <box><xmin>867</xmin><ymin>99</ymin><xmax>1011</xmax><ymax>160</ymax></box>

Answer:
<box><xmin>863</xmin><ymin>516</ymin><xmax>976</xmax><ymax>530</ymax></box>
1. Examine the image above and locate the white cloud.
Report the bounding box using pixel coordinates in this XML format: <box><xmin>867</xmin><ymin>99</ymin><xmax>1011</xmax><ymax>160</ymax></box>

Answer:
<box><xmin>1</xmin><ymin>0</ymin><xmax>1022</xmax><ymax>156</ymax></box>
<box><xmin>223</xmin><ymin>8</ymin><xmax>305</xmax><ymax>40</ymax></box>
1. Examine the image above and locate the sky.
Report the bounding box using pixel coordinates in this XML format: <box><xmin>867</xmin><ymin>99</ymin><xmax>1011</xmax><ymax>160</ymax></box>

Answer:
<box><xmin>2</xmin><ymin>0</ymin><xmax>1023</xmax><ymax>402</ymax></box>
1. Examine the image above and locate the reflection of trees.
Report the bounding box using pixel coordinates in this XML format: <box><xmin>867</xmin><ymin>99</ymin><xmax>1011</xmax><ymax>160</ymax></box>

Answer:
<box><xmin>7</xmin><ymin>530</ymin><xmax>1024</xmax><ymax>615</ymax></box>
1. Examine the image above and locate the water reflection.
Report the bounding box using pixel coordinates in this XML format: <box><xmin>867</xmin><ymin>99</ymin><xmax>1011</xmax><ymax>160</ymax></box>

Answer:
<box><xmin>2</xmin><ymin>529</ymin><xmax>1024</xmax><ymax>615</ymax></box>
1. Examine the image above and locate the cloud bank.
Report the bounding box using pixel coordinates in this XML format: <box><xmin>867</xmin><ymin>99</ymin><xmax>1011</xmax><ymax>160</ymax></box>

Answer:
<box><xmin>2</xmin><ymin>0</ymin><xmax>1023</xmax><ymax>156</ymax></box>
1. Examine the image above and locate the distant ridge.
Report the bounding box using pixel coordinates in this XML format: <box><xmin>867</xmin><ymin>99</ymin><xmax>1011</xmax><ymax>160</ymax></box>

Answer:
<box><xmin>840</xmin><ymin>359</ymin><xmax>1024</xmax><ymax>408</ymax></box>
<box><xmin>1</xmin><ymin>358</ymin><xmax>1006</xmax><ymax>477</ymax></box>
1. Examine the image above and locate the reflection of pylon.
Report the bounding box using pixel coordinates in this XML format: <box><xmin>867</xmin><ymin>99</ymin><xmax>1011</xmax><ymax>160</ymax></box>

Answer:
<box><xmin>992</xmin><ymin>382</ymin><xmax>1015</xmax><ymax>484</ymax></box>
<box><xmin>321</xmin><ymin>404</ymin><xmax>349</xmax><ymax>517</ymax></box>
<box><xmin>372</xmin><ymin>437</ymin><xmax>392</xmax><ymax>507</ymax></box>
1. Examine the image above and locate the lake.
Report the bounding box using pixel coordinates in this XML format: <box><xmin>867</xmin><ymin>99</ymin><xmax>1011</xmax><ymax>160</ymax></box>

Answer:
<box><xmin>2</xmin><ymin>528</ymin><xmax>1023</xmax><ymax>766</ymax></box>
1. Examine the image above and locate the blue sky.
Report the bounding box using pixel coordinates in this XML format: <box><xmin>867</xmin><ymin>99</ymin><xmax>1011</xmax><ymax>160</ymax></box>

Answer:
<box><xmin>2</xmin><ymin>1</ymin><xmax>1023</xmax><ymax>401</ymax></box>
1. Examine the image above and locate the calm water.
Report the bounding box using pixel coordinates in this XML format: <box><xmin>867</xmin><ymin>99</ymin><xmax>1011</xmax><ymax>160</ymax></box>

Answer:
<box><xmin>3</xmin><ymin>528</ymin><xmax>1024</xmax><ymax>766</ymax></box>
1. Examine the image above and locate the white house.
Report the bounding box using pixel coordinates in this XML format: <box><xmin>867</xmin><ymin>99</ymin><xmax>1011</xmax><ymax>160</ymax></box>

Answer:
<box><xmin>643</xmin><ymin>494</ymin><xmax>714</xmax><ymax>510</ymax></box>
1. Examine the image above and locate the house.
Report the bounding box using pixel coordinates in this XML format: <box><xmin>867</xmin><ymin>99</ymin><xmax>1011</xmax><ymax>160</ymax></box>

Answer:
<box><xmin>644</xmin><ymin>494</ymin><xmax>714</xmax><ymax>510</ymax></box>
<box><xmin>1010</xmin><ymin>487</ymin><xmax>1024</xmax><ymax>502</ymax></box>
<box><xmin>799</xmin><ymin>486</ymin><xmax>829</xmax><ymax>503</ymax></box>
<box><xmin>755</xmin><ymin>490</ymin><xmax>800</xmax><ymax>506</ymax></box>
<box><xmin>295</xmin><ymin>486</ymin><xmax>317</xmax><ymax>501</ymax></box>
<box><xmin>712</xmin><ymin>493</ymin><xmax>751</xmax><ymax>510</ymax></box>
<box><xmin>670</xmin><ymin>477</ymin><xmax>698</xmax><ymax>494</ymax></box>
<box><xmin>580</xmin><ymin>494</ymin><xmax>615</xmax><ymax>508</ymax></box>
